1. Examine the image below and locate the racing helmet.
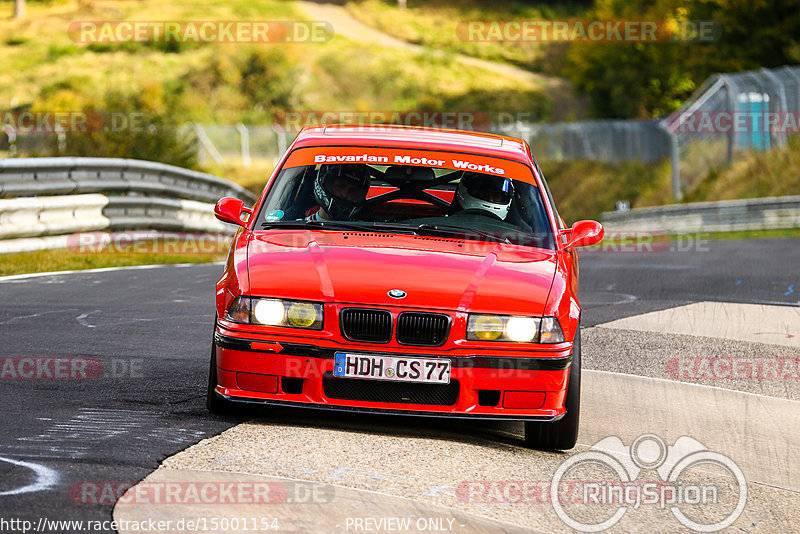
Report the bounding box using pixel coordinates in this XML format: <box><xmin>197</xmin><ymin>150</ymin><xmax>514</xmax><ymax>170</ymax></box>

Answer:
<box><xmin>313</xmin><ymin>164</ymin><xmax>371</xmax><ymax>219</ymax></box>
<box><xmin>456</xmin><ymin>172</ymin><xmax>514</xmax><ymax>220</ymax></box>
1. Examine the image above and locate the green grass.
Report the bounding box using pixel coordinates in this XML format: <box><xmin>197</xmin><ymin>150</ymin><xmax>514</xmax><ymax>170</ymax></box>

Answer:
<box><xmin>344</xmin><ymin>0</ymin><xmax>587</xmax><ymax>72</ymax></box>
<box><xmin>299</xmin><ymin>37</ymin><xmax>552</xmax><ymax>116</ymax></box>
<box><xmin>543</xmin><ymin>137</ymin><xmax>800</xmax><ymax>225</ymax></box>
<box><xmin>542</xmin><ymin>158</ymin><xmax>672</xmax><ymax>223</ymax></box>
<box><xmin>0</xmin><ymin>246</ymin><xmax>226</xmax><ymax>276</ymax></box>
<box><xmin>0</xmin><ymin>0</ymin><xmax>554</xmax><ymax>125</ymax></box>
<box><xmin>0</xmin><ymin>0</ymin><xmax>558</xmax><ymax>189</ymax></box>
<box><xmin>677</xmin><ymin>228</ymin><xmax>800</xmax><ymax>241</ymax></box>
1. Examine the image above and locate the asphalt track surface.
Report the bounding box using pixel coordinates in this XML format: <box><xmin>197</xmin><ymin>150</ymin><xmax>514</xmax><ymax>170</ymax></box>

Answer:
<box><xmin>0</xmin><ymin>237</ymin><xmax>798</xmax><ymax>532</ymax></box>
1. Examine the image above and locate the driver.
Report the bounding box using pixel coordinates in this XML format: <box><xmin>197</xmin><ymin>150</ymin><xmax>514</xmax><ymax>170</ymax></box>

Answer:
<box><xmin>454</xmin><ymin>172</ymin><xmax>514</xmax><ymax>220</ymax></box>
<box><xmin>307</xmin><ymin>164</ymin><xmax>371</xmax><ymax>221</ymax></box>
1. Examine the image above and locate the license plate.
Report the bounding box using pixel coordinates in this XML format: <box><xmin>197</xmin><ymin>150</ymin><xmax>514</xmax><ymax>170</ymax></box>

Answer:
<box><xmin>333</xmin><ymin>353</ymin><xmax>451</xmax><ymax>384</ymax></box>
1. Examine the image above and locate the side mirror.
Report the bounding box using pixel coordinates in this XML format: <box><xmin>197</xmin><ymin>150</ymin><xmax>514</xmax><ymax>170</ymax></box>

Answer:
<box><xmin>214</xmin><ymin>197</ymin><xmax>251</xmax><ymax>227</ymax></box>
<box><xmin>562</xmin><ymin>220</ymin><xmax>604</xmax><ymax>248</ymax></box>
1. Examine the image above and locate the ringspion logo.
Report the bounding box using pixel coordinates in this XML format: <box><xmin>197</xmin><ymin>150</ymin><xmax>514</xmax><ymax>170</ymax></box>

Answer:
<box><xmin>551</xmin><ymin>434</ymin><xmax>746</xmax><ymax>532</ymax></box>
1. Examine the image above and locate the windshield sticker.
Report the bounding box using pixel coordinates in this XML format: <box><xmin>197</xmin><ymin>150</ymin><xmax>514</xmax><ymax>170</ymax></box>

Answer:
<box><xmin>264</xmin><ymin>209</ymin><xmax>285</xmax><ymax>222</ymax></box>
<box><xmin>314</xmin><ymin>154</ymin><xmax>389</xmax><ymax>164</ymax></box>
<box><xmin>314</xmin><ymin>153</ymin><xmax>504</xmax><ymax>175</ymax></box>
<box><xmin>284</xmin><ymin>147</ymin><xmax>535</xmax><ymax>183</ymax></box>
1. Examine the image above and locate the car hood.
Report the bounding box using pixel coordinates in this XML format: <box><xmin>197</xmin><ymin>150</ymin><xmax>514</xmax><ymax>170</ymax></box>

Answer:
<box><xmin>247</xmin><ymin>231</ymin><xmax>557</xmax><ymax>315</ymax></box>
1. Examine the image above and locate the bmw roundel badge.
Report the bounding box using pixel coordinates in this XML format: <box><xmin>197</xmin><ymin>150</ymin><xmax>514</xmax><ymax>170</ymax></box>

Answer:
<box><xmin>388</xmin><ymin>289</ymin><xmax>407</xmax><ymax>299</ymax></box>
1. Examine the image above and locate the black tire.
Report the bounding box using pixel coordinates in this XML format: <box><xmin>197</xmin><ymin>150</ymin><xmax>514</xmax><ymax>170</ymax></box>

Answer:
<box><xmin>206</xmin><ymin>337</ymin><xmax>235</xmax><ymax>415</ymax></box>
<box><xmin>523</xmin><ymin>327</ymin><xmax>581</xmax><ymax>451</ymax></box>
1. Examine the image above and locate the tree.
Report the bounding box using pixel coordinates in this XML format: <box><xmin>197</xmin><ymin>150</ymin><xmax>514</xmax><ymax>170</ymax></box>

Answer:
<box><xmin>13</xmin><ymin>0</ymin><xmax>25</xmax><ymax>19</ymax></box>
<box><xmin>565</xmin><ymin>0</ymin><xmax>699</xmax><ymax>118</ymax></box>
<box><xmin>564</xmin><ymin>0</ymin><xmax>800</xmax><ymax>119</ymax></box>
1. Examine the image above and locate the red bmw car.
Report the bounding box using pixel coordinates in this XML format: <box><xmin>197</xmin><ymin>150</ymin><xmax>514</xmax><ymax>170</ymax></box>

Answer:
<box><xmin>208</xmin><ymin>125</ymin><xmax>603</xmax><ymax>450</ymax></box>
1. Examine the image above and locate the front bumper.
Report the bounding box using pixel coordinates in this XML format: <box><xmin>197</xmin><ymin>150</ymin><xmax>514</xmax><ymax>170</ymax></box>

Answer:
<box><xmin>213</xmin><ymin>325</ymin><xmax>573</xmax><ymax>421</ymax></box>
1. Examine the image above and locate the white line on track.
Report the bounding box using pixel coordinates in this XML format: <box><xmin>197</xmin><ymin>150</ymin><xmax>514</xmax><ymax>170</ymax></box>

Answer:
<box><xmin>0</xmin><ymin>456</ymin><xmax>60</xmax><ymax>496</ymax></box>
<box><xmin>584</xmin><ymin>368</ymin><xmax>800</xmax><ymax>402</ymax></box>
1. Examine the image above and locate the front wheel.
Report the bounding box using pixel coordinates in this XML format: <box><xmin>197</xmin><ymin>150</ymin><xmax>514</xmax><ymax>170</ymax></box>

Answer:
<box><xmin>206</xmin><ymin>337</ymin><xmax>235</xmax><ymax>415</ymax></box>
<box><xmin>523</xmin><ymin>327</ymin><xmax>581</xmax><ymax>450</ymax></box>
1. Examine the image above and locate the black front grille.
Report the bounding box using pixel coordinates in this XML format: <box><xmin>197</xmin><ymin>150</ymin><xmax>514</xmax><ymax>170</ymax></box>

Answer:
<box><xmin>340</xmin><ymin>308</ymin><xmax>393</xmax><ymax>343</ymax></box>
<box><xmin>323</xmin><ymin>374</ymin><xmax>459</xmax><ymax>406</ymax></box>
<box><xmin>396</xmin><ymin>312</ymin><xmax>450</xmax><ymax>346</ymax></box>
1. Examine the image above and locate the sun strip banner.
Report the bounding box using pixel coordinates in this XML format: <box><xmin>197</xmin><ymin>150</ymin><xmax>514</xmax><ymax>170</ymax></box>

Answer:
<box><xmin>281</xmin><ymin>146</ymin><xmax>539</xmax><ymax>185</ymax></box>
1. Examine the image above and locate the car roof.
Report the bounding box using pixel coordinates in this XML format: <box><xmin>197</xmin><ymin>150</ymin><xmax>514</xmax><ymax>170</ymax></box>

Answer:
<box><xmin>291</xmin><ymin>124</ymin><xmax>534</xmax><ymax>166</ymax></box>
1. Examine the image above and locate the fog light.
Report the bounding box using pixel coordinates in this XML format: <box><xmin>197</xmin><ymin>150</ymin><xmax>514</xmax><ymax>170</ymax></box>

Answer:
<box><xmin>469</xmin><ymin>315</ymin><xmax>504</xmax><ymax>341</ymax></box>
<box><xmin>287</xmin><ymin>302</ymin><xmax>318</xmax><ymax>328</ymax></box>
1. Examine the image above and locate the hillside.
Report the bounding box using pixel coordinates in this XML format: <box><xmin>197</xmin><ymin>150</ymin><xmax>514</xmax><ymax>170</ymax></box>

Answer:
<box><xmin>544</xmin><ymin>138</ymin><xmax>800</xmax><ymax>224</ymax></box>
<box><xmin>0</xmin><ymin>0</ymin><xmax>566</xmax><ymax>191</ymax></box>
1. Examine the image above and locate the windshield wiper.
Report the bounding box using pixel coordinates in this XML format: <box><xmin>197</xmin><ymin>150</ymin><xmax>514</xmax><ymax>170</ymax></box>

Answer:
<box><xmin>260</xmin><ymin>220</ymin><xmax>415</xmax><ymax>234</ymax></box>
<box><xmin>260</xmin><ymin>220</ymin><xmax>366</xmax><ymax>230</ymax></box>
<box><xmin>258</xmin><ymin>220</ymin><xmax>509</xmax><ymax>243</ymax></box>
<box><xmin>415</xmin><ymin>224</ymin><xmax>512</xmax><ymax>244</ymax></box>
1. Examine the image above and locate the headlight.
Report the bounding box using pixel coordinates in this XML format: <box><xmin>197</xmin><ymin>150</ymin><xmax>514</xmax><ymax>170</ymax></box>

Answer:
<box><xmin>226</xmin><ymin>297</ymin><xmax>323</xmax><ymax>330</ymax></box>
<box><xmin>505</xmin><ymin>316</ymin><xmax>538</xmax><ymax>342</ymax></box>
<box><xmin>253</xmin><ymin>299</ymin><xmax>286</xmax><ymax>325</ymax></box>
<box><xmin>466</xmin><ymin>314</ymin><xmax>564</xmax><ymax>343</ymax></box>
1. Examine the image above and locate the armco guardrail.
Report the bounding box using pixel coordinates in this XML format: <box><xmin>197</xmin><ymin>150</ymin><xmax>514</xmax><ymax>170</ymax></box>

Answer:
<box><xmin>103</xmin><ymin>197</ymin><xmax>231</xmax><ymax>233</ymax></box>
<box><xmin>602</xmin><ymin>196</ymin><xmax>800</xmax><ymax>234</ymax></box>
<box><xmin>0</xmin><ymin>157</ymin><xmax>257</xmax><ymax>204</ymax></box>
<box><xmin>0</xmin><ymin>194</ymin><xmax>234</xmax><ymax>253</ymax></box>
<box><xmin>0</xmin><ymin>194</ymin><xmax>110</xmax><ymax>240</ymax></box>
<box><xmin>0</xmin><ymin>157</ymin><xmax>257</xmax><ymax>254</ymax></box>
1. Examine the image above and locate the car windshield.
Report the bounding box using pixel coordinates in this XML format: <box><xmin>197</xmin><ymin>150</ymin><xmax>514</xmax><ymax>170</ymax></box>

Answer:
<box><xmin>255</xmin><ymin>157</ymin><xmax>555</xmax><ymax>250</ymax></box>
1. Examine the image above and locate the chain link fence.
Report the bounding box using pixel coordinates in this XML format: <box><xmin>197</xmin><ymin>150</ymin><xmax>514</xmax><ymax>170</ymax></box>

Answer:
<box><xmin>662</xmin><ymin>65</ymin><xmax>800</xmax><ymax>198</ymax></box>
<box><xmin>192</xmin><ymin>124</ymin><xmax>290</xmax><ymax>168</ymax></box>
<box><xmin>191</xmin><ymin>65</ymin><xmax>799</xmax><ymax>202</ymax></box>
<box><xmin>503</xmin><ymin>65</ymin><xmax>800</xmax><ymax>200</ymax></box>
<box><xmin>497</xmin><ymin>120</ymin><xmax>671</xmax><ymax>164</ymax></box>
<box><xmin>4</xmin><ymin>66</ymin><xmax>798</xmax><ymax>202</ymax></box>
